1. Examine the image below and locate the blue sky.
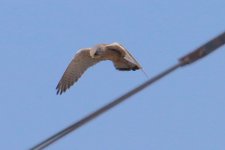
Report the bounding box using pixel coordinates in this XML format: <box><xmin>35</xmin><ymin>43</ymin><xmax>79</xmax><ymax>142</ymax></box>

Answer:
<box><xmin>1</xmin><ymin>0</ymin><xmax>225</xmax><ymax>150</ymax></box>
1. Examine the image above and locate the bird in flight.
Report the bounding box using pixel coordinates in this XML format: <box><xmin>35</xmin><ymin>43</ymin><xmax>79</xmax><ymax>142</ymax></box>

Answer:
<box><xmin>56</xmin><ymin>42</ymin><xmax>147</xmax><ymax>95</ymax></box>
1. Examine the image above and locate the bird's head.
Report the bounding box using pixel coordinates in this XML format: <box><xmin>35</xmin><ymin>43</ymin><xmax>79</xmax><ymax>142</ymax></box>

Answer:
<box><xmin>90</xmin><ymin>45</ymin><xmax>104</xmax><ymax>58</ymax></box>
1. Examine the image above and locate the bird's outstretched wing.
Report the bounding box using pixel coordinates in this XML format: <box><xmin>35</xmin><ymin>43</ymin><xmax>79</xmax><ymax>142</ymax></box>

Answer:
<box><xmin>113</xmin><ymin>58</ymin><xmax>140</xmax><ymax>71</ymax></box>
<box><xmin>56</xmin><ymin>48</ymin><xmax>99</xmax><ymax>94</ymax></box>
<box><xmin>106</xmin><ymin>43</ymin><xmax>149</xmax><ymax>77</ymax></box>
<box><xmin>106</xmin><ymin>42</ymin><xmax>142</xmax><ymax>68</ymax></box>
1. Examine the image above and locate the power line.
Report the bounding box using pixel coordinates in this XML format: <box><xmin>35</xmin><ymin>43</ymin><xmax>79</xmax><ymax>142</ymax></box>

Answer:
<box><xmin>30</xmin><ymin>31</ymin><xmax>225</xmax><ymax>150</ymax></box>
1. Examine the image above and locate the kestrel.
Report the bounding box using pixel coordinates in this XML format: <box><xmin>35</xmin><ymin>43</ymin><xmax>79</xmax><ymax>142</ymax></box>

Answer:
<box><xmin>56</xmin><ymin>42</ymin><xmax>145</xmax><ymax>94</ymax></box>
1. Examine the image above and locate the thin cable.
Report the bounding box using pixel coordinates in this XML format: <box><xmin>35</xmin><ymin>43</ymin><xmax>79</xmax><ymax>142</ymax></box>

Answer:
<box><xmin>30</xmin><ymin>63</ymin><xmax>181</xmax><ymax>150</ymax></box>
<box><xmin>180</xmin><ymin>31</ymin><xmax>225</xmax><ymax>65</ymax></box>
<box><xmin>30</xmin><ymin>31</ymin><xmax>225</xmax><ymax>150</ymax></box>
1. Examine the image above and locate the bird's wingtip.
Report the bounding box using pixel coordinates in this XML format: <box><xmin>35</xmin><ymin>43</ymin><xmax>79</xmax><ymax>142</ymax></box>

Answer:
<box><xmin>56</xmin><ymin>84</ymin><xmax>63</xmax><ymax>95</ymax></box>
<box><xmin>56</xmin><ymin>90</ymin><xmax>64</xmax><ymax>95</ymax></box>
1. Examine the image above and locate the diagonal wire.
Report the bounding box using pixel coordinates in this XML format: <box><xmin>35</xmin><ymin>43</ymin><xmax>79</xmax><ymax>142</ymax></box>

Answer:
<box><xmin>30</xmin><ymin>31</ymin><xmax>225</xmax><ymax>150</ymax></box>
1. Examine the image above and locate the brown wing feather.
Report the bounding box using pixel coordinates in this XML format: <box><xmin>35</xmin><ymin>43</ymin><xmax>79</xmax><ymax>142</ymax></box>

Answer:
<box><xmin>106</xmin><ymin>43</ymin><xmax>142</xmax><ymax>68</ymax></box>
<box><xmin>106</xmin><ymin>42</ymin><xmax>142</xmax><ymax>70</ymax></box>
<box><xmin>105</xmin><ymin>43</ymin><xmax>126</xmax><ymax>57</ymax></box>
<box><xmin>56</xmin><ymin>48</ymin><xmax>100</xmax><ymax>94</ymax></box>
<box><xmin>113</xmin><ymin>58</ymin><xmax>139</xmax><ymax>71</ymax></box>
<box><xmin>116</xmin><ymin>43</ymin><xmax>142</xmax><ymax>68</ymax></box>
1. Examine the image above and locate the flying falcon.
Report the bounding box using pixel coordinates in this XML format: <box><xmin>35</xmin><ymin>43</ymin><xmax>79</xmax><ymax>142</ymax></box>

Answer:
<box><xmin>56</xmin><ymin>42</ymin><xmax>146</xmax><ymax>94</ymax></box>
